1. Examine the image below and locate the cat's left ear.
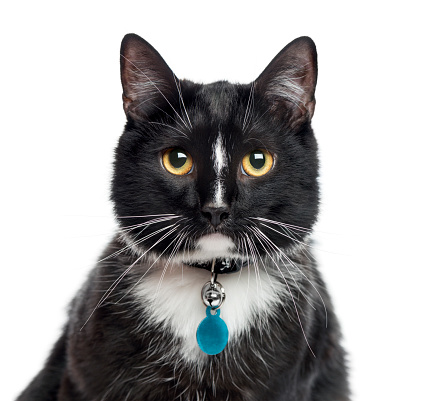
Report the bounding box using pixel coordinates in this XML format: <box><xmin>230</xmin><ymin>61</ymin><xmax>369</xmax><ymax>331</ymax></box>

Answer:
<box><xmin>256</xmin><ymin>37</ymin><xmax>317</xmax><ymax>126</ymax></box>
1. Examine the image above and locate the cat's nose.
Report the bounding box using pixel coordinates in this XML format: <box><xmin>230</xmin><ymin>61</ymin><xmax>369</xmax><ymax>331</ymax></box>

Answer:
<box><xmin>201</xmin><ymin>205</ymin><xmax>230</xmax><ymax>229</ymax></box>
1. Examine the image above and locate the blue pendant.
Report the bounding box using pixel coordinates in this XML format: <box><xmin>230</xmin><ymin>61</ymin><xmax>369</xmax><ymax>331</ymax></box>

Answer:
<box><xmin>196</xmin><ymin>306</ymin><xmax>229</xmax><ymax>355</ymax></box>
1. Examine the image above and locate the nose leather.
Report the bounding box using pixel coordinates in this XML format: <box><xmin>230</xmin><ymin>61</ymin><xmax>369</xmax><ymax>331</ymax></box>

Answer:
<box><xmin>201</xmin><ymin>205</ymin><xmax>230</xmax><ymax>228</ymax></box>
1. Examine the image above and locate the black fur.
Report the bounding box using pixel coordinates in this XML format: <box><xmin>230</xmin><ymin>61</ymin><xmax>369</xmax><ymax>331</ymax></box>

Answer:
<box><xmin>17</xmin><ymin>34</ymin><xmax>349</xmax><ymax>400</ymax></box>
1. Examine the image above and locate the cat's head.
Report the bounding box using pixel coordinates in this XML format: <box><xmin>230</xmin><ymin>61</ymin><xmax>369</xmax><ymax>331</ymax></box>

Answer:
<box><xmin>112</xmin><ymin>34</ymin><xmax>319</xmax><ymax>273</ymax></box>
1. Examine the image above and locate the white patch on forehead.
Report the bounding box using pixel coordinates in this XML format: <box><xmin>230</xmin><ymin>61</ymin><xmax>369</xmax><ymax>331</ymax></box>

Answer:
<box><xmin>213</xmin><ymin>179</ymin><xmax>224</xmax><ymax>207</ymax></box>
<box><xmin>213</xmin><ymin>133</ymin><xmax>227</xmax><ymax>175</ymax></box>
<box><xmin>212</xmin><ymin>133</ymin><xmax>228</xmax><ymax>207</ymax></box>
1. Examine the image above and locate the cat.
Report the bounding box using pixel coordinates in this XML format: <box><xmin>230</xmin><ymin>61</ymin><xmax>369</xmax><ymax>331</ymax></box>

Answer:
<box><xmin>17</xmin><ymin>33</ymin><xmax>349</xmax><ymax>401</ymax></box>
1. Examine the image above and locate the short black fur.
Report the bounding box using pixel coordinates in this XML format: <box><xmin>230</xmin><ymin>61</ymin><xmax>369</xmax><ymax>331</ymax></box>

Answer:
<box><xmin>17</xmin><ymin>34</ymin><xmax>349</xmax><ymax>401</ymax></box>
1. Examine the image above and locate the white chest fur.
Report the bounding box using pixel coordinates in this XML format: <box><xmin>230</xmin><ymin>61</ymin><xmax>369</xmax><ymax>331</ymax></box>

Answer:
<box><xmin>133</xmin><ymin>263</ymin><xmax>284</xmax><ymax>363</ymax></box>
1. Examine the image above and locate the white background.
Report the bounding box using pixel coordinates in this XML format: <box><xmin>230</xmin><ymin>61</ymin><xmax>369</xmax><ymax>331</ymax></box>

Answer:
<box><xmin>2</xmin><ymin>1</ymin><xmax>429</xmax><ymax>400</ymax></box>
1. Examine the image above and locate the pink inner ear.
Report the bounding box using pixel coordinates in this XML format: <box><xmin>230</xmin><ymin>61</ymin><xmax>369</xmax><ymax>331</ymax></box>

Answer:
<box><xmin>255</xmin><ymin>36</ymin><xmax>317</xmax><ymax>124</ymax></box>
<box><xmin>120</xmin><ymin>34</ymin><xmax>177</xmax><ymax>119</ymax></box>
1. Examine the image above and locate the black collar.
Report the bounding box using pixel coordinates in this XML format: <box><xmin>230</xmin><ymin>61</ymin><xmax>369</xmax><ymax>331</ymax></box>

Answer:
<box><xmin>189</xmin><ymin>258</ymin><xmax>248</xmax><ymax>274</ymax></box>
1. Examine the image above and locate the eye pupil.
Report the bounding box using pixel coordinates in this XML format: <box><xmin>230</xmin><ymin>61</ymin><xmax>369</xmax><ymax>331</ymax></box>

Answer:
<box><xmin>249</xmin><ymin>151</ymin><xmax>265</xmax><ymax>170</ymax></box>
<box><xmin>169</xmin><ymin>149</ymin><xmax>187</xmax><ymax>168</ymax></box>
<box><xmin>241</xmin><ymin>149</ymin><xmax>273</xmax><ymax>177</ymax></box>
<box><xmin>163</xmin><ymin>148</ymin><xmax>193</xmax><ymax>175</ymax></box>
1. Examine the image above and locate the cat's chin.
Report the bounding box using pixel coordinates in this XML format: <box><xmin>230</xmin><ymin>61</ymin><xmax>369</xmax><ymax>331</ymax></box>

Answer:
<box><xmin>179</xmin><ymin>233</ymin><xmax>246</xmax><ymax>274</ymax></box>
<box><xmin>190</xmin><ymin>233</ymin><xmax>235</xmax><ymax>261</ymax></box>
<box><xmin>196</xmin><ymin>233</ymin><xmax>234</xmax><ymax>254</ymax></box>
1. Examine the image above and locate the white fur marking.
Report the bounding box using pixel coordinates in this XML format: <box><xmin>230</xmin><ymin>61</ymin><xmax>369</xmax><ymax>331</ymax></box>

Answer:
<box><xmin>214</xmin><ymin>179</ymin><xmax>224</xmax><ymax>207</ymax></box>
<box><xmin>172</xmin><ymin>234</ymin><xmax>238</xmax><ymax>264</ymax></box>
<box><xmin>197</xmin><ymin>233</ymin><xmax>234</xmax><ymax>253</ymax></box>
<box><xmin>133</xmin><ymin>263</ymin><xmax>284</xmax><ymax>363</ymax></box>
<box><xmin>212</xmin><ymin>133</ymin><xmax>227</xmax><ymax>207</ymax></box>
<box><xmin>213</xmin><ymin>133</ymin><xmax>227</xmax><ymax>174</ymax></box>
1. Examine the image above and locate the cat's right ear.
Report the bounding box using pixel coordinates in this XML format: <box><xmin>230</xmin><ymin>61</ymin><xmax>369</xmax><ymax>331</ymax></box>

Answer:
<box><xmin>120</xmin><ymin>34</ymin><xmax>177</xmax><ymax>119</ymax></box>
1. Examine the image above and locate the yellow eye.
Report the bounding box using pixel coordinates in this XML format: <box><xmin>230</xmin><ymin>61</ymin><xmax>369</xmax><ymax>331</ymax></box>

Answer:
<box><xmin>242</xmin><ymin>149</ymin><xmax>274</xmax><ymax>177</ymax></box>
<box><xmin>162</xmin><ymin>148</ymin><xmax>193</xmax><ymax>175</ymax></box>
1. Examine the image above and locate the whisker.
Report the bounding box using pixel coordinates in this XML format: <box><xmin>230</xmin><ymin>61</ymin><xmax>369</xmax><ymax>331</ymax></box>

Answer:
<box><xmin>130</xmin><ymin>218</ymin><xmax>188</xmax><ymax>250</ymax></box>
<box><xmin>250</xmin><ymin>226</ymin><xmax>315</xmax><ymax>310</ymax></box>
<box><xmin>117</xmin><ymin>216</ymin><xmax>181</xmax><ymax>236</ymax></box>
<box><xmin>116</xmin><ymin>213</ymin><xmax>179</xmax><ymax>219</ymax></box>
<box><xmin>99</xmin><ymin>223</ymin><xmax>178</xmax><ymax>264</ymax></box>
<box><xmin>99</xmin><ymin>216</ymin><xmax>187</xmax><ymax>265</ymax></box>
<box><xmin>252</xmin><ymin>221</ymin><xmax>328</xmax><ymax>329</ymax></box>
<box><xmin>248</xmin><ymin>226</ymin><xmax>316</xmax><ymax>357</ymax></box>
<box><xmin>105</xmin><ymin>223</ymin><xmax>181</xmax><ymax>303</ymax></box>
<box><xmin>147</xmin><ymin>121</ymin><xmax>189</xmax><ymax>139</ymax></box>
<box><xmin>245</xmin><ymin>232</ymin><xmax>263</xmax><ymax>295</ymax></box>
<box><xmin>242</xmin><ymin>81</ymin><xmax>255</xmax><ymax>132</ymax></box>
<box><xmin>244</xmin><ymin>231</ymin><xmax>292</xmax><ymax>325</ymax></box>
<box><xmin>120</xmin><ymin>55</ymin><xmax>191</xmax><ymax>132</ymax></box>
<box><xmin>255</xmin><ymin>221</ymin><xmax>338</xmax><ymax>262</ymax></box>
<box><xmin>80</xmin><ymin>253</ymin><xmax>146</xmax><ymax>330</ymax></box>
<box><xmin>279</xmin><ymin>226</ymin><xmax>316</xmax><ymax>263</ymax></box>
<box><xmin>258</xmin><ymin>222</ymin><xmax>314</xmax><ymax>251</ymax></box>
<box><xmin>174</xmin><ymin>75</ymin><xmax>193</xmax><ymax>131</ymax></box>
<box><xmin>81</xmin><ymin>224</ymin><xmax>180</xmax><ymax>330</ymax></box>
<box><xmin>240</xmin><ymin>235</ymin><xmax>257</xmax><ymax>310</ymax></box>
<box><xmin>233</xmin><ymin>237</ymin><xmax>246</xmax><ymax>291</ymax></box>
<box><xmin>154</xmin><ymin>229</ymin><xmax>189</xmax><ymax>299</ymax></box>
<box><xmin>246</xmin><ymin>107</ymin><xmax>271</xmax><ymax>133</ymax></box>
<box><xmin>117</xmin><ymin>227</ymin><xmax>190</xmax><ymax>303</ymax></box>
<box><xmin>250</xmin><ymin>217</ymin><xmax>312</xmax><ymax>234</ymax></box>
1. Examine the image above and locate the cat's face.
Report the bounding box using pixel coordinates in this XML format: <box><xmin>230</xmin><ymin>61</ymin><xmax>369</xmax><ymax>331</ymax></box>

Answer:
<box><xmin>112</xmin><ymin>34</ymin><xmax>318</xmax><ymax>273</ymax></box>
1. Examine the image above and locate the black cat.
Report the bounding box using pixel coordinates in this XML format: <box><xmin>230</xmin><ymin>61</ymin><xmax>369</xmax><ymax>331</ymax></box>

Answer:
<box><xmin>17</xmin><ymin>34</ymin><xmax>349</xmax><ymax>401</ymax></box>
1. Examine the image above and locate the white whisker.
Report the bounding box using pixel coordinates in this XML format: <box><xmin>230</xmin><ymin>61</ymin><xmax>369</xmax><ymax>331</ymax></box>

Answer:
<box><xmin>250</xmin><ymin>225</ymin><xmax>315</xmax><ymax>310</ymax></box>
<box><xmin>250</xmin><ymin>217</ymin><xmax>312</xmax><ymax>234</ymax></box>
<box><xmin>100</xmin><ymin>222</ymin><xmax>178</xmax><ymax>263</ymax></box>
<box><xmin>81</xmin><ymin>223</ymin><xmax>181</xmax><ymax>330</ymax></box>
<box><xmin>118</xmin><ymin>227</ymin><xmax>190</xmax><ymax>303</ymax></box>
<box><xmin>242</xmin><ymin>81</ymin><xmax>255</xmax><ymax>132</ymax></box>
<box><xmin>174</xmin><ymin>75</ymin><xmax>193</xmax><ymax>131</ymax></box>
<box><xmin>244</xmin><ymin>231</ymin><xmax>293</xmax><ymax>325</ymax></box>
<box><xmin>148</xmin><ymin>121</ymin><xmax>190</xmax><ymax>139</ymax></box>
<box><xmin>121</xmin><ymin>55</ymin><xmax>191</xmax><ymax>132</ymax></box>
<box><xmin>154</xmin><ymin>229</ymin><xmax>189</xmax><ymax>299</ymax></box>
<box><xmin>248</xmin><ymin>225</ymin><xmax>316</xmax><ymax>357</ymax></box>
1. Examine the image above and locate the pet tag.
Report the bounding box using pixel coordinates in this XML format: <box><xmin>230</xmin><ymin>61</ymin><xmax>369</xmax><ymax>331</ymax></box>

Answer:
<box><xmin>196</xmin><ymin>306</ymin><xmax>229</xmax><ymax>355</ymax></box>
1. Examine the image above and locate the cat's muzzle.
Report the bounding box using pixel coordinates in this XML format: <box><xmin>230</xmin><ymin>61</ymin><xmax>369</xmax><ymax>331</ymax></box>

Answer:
<box><xmin>189</xmin><ymin>258</ymin><xmax>248</xmax><ymax>274</ymax></box>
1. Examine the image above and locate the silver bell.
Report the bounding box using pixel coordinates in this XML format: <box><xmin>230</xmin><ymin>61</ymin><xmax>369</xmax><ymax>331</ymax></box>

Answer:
<box><xmin>201</xmin><ymin>281</ymin><xmax>226</xmax><ymax>309</ymax></box>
